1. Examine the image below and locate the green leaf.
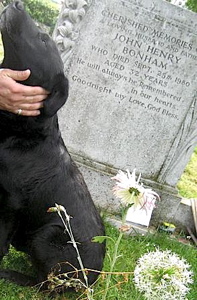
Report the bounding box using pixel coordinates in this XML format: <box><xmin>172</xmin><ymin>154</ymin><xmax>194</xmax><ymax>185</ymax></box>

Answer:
<box><xmin>92</xmin><ymin>235</ymin><xmax>115</xmax><ymax>244</ymax></box>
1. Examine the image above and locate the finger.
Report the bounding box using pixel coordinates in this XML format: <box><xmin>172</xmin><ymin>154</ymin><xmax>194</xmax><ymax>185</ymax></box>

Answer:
<box><xmin>0</xmin><ymin>101</ymin><xmax>41</xmax><ymax>116</ymax></box>
<box><xmin>17</xmin><ymin>102</ymin><xmax>44</xmax><ymax>111</ymax></box>
<box><xmin>14</xmin><ymin>108</ymin><xmax>41</xmax><ymax>117</ymax></box>
<box><xmin>8</xmin><ymin>93</ymin><xmax>48</xmax><ymax>104</ymax></box>
<box><xmin>11</xmin><ymin>84</ymin><xmax>49</xmax><ymax>97</ymax></box>
<box><xmin>21</xmin><ymin>85</ymin><xmax>49</xmax><ymax>97</ymax></box>
<box><xmin>2</xmin><ymin>69</ymin><xmax>31</xmax><ymax>81</ymax></box>
<box><xmin>23</xmin><ymin>93</ymin><xmax>48</xmax><ymax>103</ymax></box>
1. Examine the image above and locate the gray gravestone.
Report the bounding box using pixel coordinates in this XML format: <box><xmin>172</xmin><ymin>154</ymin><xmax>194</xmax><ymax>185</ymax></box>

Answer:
<box><xmin>53</xmin><ymin>0</ymin><xmax>197</xmax><ymax>229</ymax></box>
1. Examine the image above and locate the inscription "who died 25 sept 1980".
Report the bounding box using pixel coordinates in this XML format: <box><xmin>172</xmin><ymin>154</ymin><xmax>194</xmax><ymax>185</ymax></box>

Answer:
<box><xmin>71</xmin><ymin>7</ymin><xmax>196</xmax><ymax>122</ymax></box>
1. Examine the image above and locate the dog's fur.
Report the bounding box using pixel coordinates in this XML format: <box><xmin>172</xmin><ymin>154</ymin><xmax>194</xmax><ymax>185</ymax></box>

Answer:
<box><xmin>0</xmin><ymin>1</ymin><xmax>105</xmax><ymax>290</ymax></box>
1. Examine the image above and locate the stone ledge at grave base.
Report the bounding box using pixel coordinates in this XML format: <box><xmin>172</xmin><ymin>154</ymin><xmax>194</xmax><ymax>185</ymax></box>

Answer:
<box><xmin>70</xmin><ymin>152</ymin><xmax>195</xmax><ymax>233</ymax></box>
<box><xmin>107</xmin><ymin>217</ymin><xmax>153</xmax><ymax>236</ymax></box>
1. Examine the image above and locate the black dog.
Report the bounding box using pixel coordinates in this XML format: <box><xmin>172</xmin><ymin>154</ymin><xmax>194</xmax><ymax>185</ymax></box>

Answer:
<box><xmin>0</xmin><ymin>1</ymin><xmax>105</xmax><ymax>291</ymax></box>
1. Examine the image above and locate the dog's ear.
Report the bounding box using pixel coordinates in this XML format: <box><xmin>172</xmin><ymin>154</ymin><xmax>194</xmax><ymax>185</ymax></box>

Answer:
<box><xmin>43</xmin><ymin>74</ymin><xmax>69</xmax><ymax>117</ymax></box>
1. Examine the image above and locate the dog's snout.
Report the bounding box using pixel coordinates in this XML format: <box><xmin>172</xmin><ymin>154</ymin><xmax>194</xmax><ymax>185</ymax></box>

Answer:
<box><xmin>13</xmin><ymin>1</ymin><xmax>24</xmax><ymax>11</ymax></box>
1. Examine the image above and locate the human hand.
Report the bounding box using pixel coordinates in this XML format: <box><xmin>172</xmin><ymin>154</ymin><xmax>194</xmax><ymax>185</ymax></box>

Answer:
<box><xmin>0</xmin><ymin>69</ymin><xmax>49</xmax><ymax>116</ymax></box>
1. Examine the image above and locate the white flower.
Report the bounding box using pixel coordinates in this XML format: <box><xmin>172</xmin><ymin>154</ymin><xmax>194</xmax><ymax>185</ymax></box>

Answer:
<box><xmin>111</xmin><ymin>169</ymin><xmax>159</xmax><ymax>209</ymax></box>
<box><xmin>134</xmin><ymin>249</ymin><xmax>193</xmax><ymax>300</ymax></box>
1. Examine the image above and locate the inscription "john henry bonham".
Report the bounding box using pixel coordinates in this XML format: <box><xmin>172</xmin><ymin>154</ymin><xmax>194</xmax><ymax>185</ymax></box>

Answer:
<box><xmin>113</xmin><ymin>33</ymin><xmax>181</xmax><ymax>66</ymax></box>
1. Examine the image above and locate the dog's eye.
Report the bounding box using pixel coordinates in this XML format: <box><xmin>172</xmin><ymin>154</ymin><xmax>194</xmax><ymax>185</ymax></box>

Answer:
<box><xmin>41</xmin><ymin>33</ymin><xmax>49</xmax><ymax>43</ymax></box>
<box><xmin>39</xmin><ymin>33</ymin><xmax>49</xmax><ymax>44</ymax></box>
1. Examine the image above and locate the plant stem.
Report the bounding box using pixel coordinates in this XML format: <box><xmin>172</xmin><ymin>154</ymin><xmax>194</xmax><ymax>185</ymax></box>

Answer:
<box><xmin>57</xmin><ymin>206</ymin><xmax>94</xmax><ymax>300</ymax></box>
<box><xmin>102</xmin><ymin>209</ymin><xmax>128</xmax><ymax>300</ymax></box>
<box><xmin>102</xmin><ymin>232</ymin><xmax>123</xmax><ymax>300</ymax></box>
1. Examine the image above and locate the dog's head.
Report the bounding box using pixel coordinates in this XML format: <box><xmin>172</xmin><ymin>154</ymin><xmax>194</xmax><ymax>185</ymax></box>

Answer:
<box><xmin>0</xmin><ymin>1</ymin><xmax>68</xmax><ymax>117</ymax></box>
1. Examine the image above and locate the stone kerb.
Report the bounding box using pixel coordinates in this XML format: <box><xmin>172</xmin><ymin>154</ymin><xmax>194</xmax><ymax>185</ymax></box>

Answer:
<box><xmin>53</xmin><ymin>0</ymin><xmax>197</xmax><ymax>230</ymax></box>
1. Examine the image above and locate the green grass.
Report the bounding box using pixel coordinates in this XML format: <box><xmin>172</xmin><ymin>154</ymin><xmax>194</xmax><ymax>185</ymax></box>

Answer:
<box><xmin>177</xmin><ymin>147</ymin><xmax>197</xmax><ymax>198</ymax></box>
<box><xmin>0</xmin><ymin>34</ymin><xmax>4</xmax><ymax>61</ymax></box>
<box><xmin>0</xmin><ymin>222</ymin><xmax>196</xmax><ymax>300</ymax></box>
